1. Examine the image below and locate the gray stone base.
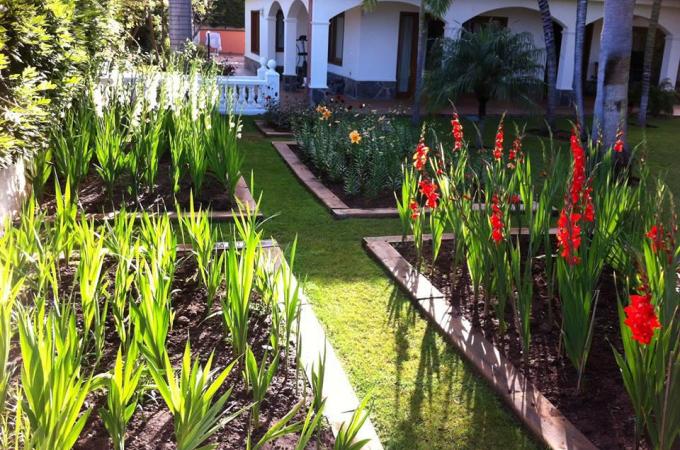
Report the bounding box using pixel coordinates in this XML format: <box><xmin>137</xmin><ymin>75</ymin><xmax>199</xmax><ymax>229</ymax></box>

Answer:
<box><xmin>311</xmin><ymin>88</ymin><xmax>328</xmax><ymax>104</ymax></box>
<box><xmin>327</xmin><ymin>72</ymin><xmax>396</xmax><ymax>100</ymax></box>
<box><xmin>282</xmin><ymin>74</ymin><xmax>298</xmax><ymax>91</ymax></box>
<box><xmin>244</xmin><ymin>56</ymin><xmax>260</xmax><ymax>74</ymax></box>
<box><xmin>557</xmin><ymin>89</ymin><xmax>574</xmax><ymax>106</ymax></box>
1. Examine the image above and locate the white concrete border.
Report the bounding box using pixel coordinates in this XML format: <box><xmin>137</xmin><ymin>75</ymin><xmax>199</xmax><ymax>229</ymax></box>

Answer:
<box><xmin>265</xmin><ymin>245</ymin><xmax>384</xmax><ymax>450</ymax></box>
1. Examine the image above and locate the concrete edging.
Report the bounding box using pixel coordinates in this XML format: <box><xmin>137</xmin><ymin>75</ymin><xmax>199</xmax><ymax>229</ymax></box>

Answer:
<box><xmin>272</xmin><ymin>141</ymin><xmax>399</xmax><ymax>219</ymax></box>
<box><xmin>254</xmin><ymin>120</ymin><xmax>295</xmax><ymax>138</ymax></box>
<box><xmin>362</xmin><ymin>234</ymin><xmax>597</xmax><ymax>450</ymax></box>
<box><xmin>264</xmin><ymin>245</ymin><xmax>384</xmax><ymax>450</ymax></box>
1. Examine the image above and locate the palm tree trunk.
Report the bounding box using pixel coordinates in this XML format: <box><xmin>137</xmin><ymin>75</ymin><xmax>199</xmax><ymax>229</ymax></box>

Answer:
<box><xmin>573</xmin><ymin>0</ymin><xmax>588</xmax><ymax>136</ymax></box>
<box><xmin>592</xmin><ymin>0</ymin><xmax>635</xmax><ymax>154</ymax></box>
<box><xmin>412</xmin><ymin>3</ymin><xmax>428</xmax><ymax>125</ymax></box>
<box><xmin>168</xmin><ymin>0</ymin><xmax>193</xmax><ymax>50</ymax></box>
<box><xmin>537</xmin><ymin>0</ymin><xmax>558</xmax><ymax>130</ymax></box>
<box><xmin>638</xmin><ymin>0</ymin><xmax>663</xmax><ymax>127</ymax></box>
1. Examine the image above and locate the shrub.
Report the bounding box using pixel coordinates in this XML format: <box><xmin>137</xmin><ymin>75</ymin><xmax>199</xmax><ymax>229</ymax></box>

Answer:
<box><xmin>263</xmin><ymin>98</ymin><xmax>308</xmax><ymax>131</ymax></box>
<box><xmin>292</xmin><ymin>108</ymin><xmax>419</xmax><ymax>198</ymax></box>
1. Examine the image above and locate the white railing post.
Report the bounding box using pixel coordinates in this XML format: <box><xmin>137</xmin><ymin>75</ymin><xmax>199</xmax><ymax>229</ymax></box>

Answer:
<box><xmin>264</xmin><ymin>59</ymin><xmax>280</xmax><ymax>105</ymax></box>
<box><xmin>256</xmin><ymin>57</ymin><xmax>267</xmax><ymax>79</ymax></box>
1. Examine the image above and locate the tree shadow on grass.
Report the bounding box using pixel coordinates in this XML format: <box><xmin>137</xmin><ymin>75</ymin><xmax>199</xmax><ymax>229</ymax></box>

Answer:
<box><xmin>385</xmin><ymin>287</ymin><xmax>537</xmax><ymax>449</ymax></box>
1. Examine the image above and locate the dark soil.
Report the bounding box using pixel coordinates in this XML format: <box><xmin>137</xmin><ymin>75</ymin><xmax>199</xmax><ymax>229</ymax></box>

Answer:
<box><xmin>15</xmin><ymin>254</ymin><xmax>333</xmax><ymax>449</ymax></box>
<box><xmin>393</xmin><ymin>239</ymin><xmax>648</xmax><ymax>450</ymax></box>
<box><xmin>289</xmin><ymin>145</ymin><xmax>396</xmax><ymax>209</ymax></box>
<box><xmin>39</xmin><ymin>160</ymin><xmax>232</xmax><ymax>215</ymax></box>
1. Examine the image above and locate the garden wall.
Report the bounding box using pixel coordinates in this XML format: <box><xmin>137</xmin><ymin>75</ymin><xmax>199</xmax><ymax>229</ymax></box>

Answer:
<box><xmin>196</xmin><ymin>27</ymin><xmax>245</xmax><ymax>54</ymax></box>
<box><xmin>0</xmin><ymin>160</ymin><xmax>27</xmax><ymax>227</ymax></box>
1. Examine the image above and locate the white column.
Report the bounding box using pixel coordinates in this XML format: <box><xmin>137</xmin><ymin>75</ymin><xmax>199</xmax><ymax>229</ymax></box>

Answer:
<box><xmin>283</xmin><ymin>18</ymin><xmax>298</xmax><ymax>76</ymax></box>
<box><xmin>444</xmin><ymin>24</ymin><xmax>462</xmax><ymax>40</ymax></box>
<box><xmin>309</xmin><ymin>20</ymin><xmax>329</xmax><ymax>90</ymax></box>
<box><xmin>556</xmin><ymin>29</ymin><xmax>576</xmax><ymax>91</ymax></box>
<box><xmin>265</xmin><ymin>16</ymin><xmax>277</xmax><ymax>61</ymax></box>
<box><xmin>660</xmin><ymin>35</ymin><xmax>680</xmax><ymax>87</ymax></box>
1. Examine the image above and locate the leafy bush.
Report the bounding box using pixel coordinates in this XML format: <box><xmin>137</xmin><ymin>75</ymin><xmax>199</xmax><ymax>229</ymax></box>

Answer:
<box><xmin>292</xmin><ymin>107</ymin><xmax>419</xmax><ymax>198</ymax></box>
<box><xmin>629</xmin><ymin>80</ymin><xmax>679</xmax><ymax>117</ymax></box>
<box><xmin>263</xmin><ymin>98</ymin><xmax>308</xmax><ymax>131</ymax></box>
<box><xmin>0</xmin><ymin>0</ymin><xmax>123</xmax><ymax>167</ymax></box>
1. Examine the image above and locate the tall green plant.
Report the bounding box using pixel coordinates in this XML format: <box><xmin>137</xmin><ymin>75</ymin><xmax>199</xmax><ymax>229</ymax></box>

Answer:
<box><xmin>95</xmin><ymin>108</ymin><xmax>125</xmax><ymax>200</ymax></box>
<box><xmin>76</xmin><ymin>218</ymin><xmax>109</xmax><ymax>360</ymax></box>
<box><xmin>18</xmin><ymin>307</ymin><xmax>94</xmax><ymax>449</ymax></box>
<box><xmin>100</xmin><ymin>341</ymin><xmax>144</xmax><ymax>450</ymax></box>
<box><xmin>147</xmin><ymin>342</ymin><xmax>244</xmax><ymax>450</ymax></box>
<box><xmin>243</xmin><ymin>346</ymin><xmax>279</xmax><ymax>429</ymax></box>
<box><xmin>52</xmin><ymin>107</ymin><xmax>94</xmax><ymax>191</ymax></box>
<box><xmin>207</xmin><ymin>111</ymin><xmax>244</xmax><ymax>198</ymax></box>
<box><xmin>0</xmin><ymin>263</ymin><xmax>22</xmax><ymax>415</ymax></box>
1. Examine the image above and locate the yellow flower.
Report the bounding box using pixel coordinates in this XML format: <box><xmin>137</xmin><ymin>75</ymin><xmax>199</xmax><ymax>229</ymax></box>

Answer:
<box><xmin>321</xmin><ymin>108</ymin><xmax>332</xmax><ymax>120</ymax></box>
<box><xmin>349</xmin><ymin>130</ymin><xmax>362</xmax><ymax>144</ymax></box>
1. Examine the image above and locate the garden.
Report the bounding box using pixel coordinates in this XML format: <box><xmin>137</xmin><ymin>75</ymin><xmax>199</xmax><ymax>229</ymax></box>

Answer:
<box><xmin>2</xmin><ymin>1</ymin><xmax>680</xmax><ymax>449</ymax></box>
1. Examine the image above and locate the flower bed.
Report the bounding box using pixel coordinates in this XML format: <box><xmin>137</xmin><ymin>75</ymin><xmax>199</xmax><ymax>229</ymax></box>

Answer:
<box><xmin>1</xmin><ymin>196</ymin><xmax>374</xmax><ymax>449</ymax></box>
<box><xmin>397</xmin><ymin>236</ymin><xmax>635</xmax><ymax>448</ymax></box>
<box><xmin>384</xmin><ymin>116</ymin><xmax>680</xmax><ymax>450</ymax></box>
<box><xmin>290</xmin><ymin>104</ymin><xmax>419</xmax><ymax>208</ymax></box>
<box><xmin>30</xmin><ymin>64</ymin><xmax>254</xmax><ymax>222</ymax></box>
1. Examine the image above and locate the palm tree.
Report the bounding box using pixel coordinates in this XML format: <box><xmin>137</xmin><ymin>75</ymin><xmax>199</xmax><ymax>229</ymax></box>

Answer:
<box><xmin>592</xmin><ymin>0</ymin><xmax>635</xmax><ymax>153</ymax></box>
<box><xmin>424</xmin><ymin>25</ymin><xmax>543</xmax><ymax>146</ymax></box>
<box><xmin>537</xmin><ymin>0</ymin><xmax>558</xmax><ymax>130</ymax></box>
<box><xmin>638</xmin><ymin>0</ymin><xmax>663</xmax><ymax>127</ymax></box>
<box><xmin>573</xmin><ymin>0</ymin><xmax>588</xmax><ymax>135</ymax></box>
<box><xmin>363</xmin><ymin>0</ymin><xmax>452</xmax><ymax>124</ymax></box>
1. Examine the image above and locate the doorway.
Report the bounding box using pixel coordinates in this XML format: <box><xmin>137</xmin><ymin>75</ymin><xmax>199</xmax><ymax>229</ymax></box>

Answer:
<box><xmin>396</xmin><ymin>12</ymin><xmax>419</xmax><ymax>98</ymax></box>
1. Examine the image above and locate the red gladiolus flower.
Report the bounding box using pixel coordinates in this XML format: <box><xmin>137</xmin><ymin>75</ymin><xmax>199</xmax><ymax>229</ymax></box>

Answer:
<box><xmin>418</xmin><ymin>179</ymin><xmax>439</xmax><ymax>209</ymax></box>
<box><xmin>570</xmin><ymin>132</ymin><xmax>586</xmax><ymax>206</ymax></box>
<box><xmin>509</xmin><ymin>137</ymin><xmax>522</xmax><ymax>162</ymax></box>
<box><xmin>613</xmin><ymin>129</ymin><xmax>624</xmax><ymax>153</ymax></box>
<box><xmin>510</xmin><ymin>194</ymin><xmax>521</xmax><ymax>205</ymax></box>
<box><xmin>409</xmin><ymin>200</ymin><xmax>419</xmax><ymax>220</ymax></box>
<box><xmin>490</xmin><ymin>195</ymin><xmax>505</xmax><ymax>244</ymax></box>
<box><xmin>557</xmin><ymin>209</ymin><xmax>582</xmax><ymax>265</ymax></box>
<box><xmin>413</xmin><ymin>141</ymin><xmax>429</xmax><ymax>171</ymax></box>
<box><xmin>624</xmin><ymin>292</ymin><xmax>661</xmax><ymax>345</ymax></box>
<box><xmin>493</xmin><ymin>122</ymin><xmax>504</xmax><ymax>160</ymax></box>
<box><xmin>583</xmin><ymin>186</ymin><xmax>595</xmax><ymax>222</ymax></box>
<box><xmin>451</xmin><ymin>113</ymin><xmax>464</xmax><ymax>151</ymax></box>
<box><xmin>646</xmin><ymin>225</ymin><xmax>667</xmax><ymax>254</ymax></box>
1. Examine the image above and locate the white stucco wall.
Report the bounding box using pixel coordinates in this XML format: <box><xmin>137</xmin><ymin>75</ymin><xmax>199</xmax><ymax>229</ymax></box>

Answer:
<box><xmin>0</xmin><ymin>160</ymin><xmax>27</xmax><ymax>228</ymax></box>
<box><xmin>327</xmin><ymin>2</ymin><xmax>419</xmax><ymax>82</ymax></box>
<box><xmin>246</xmin><ymin>0</ymin><xmax>680</xmax><ymax>93</ymax></box>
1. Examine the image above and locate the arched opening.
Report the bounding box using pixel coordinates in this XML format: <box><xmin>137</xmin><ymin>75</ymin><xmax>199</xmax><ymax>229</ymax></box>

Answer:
<box><xmin>266</xmin><ymin>1</ymin><xmax>284</xmax><ymax>68</ymax></box>
<box><xmin>460</xmin><ymin>8</ymin><xmax>561</xmax><ymax>98</ymax></box>
<box><xmin>584</xmin><ymin>16</ymin><xmax>669</xmax><ymax>90</ymax></box>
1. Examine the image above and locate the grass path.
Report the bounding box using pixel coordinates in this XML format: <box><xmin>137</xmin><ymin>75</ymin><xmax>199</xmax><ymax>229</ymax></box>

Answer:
<box><xmin>239</xmin><ymin>119</ymin><xmax>538</xmax><ymax>450</ymax></box>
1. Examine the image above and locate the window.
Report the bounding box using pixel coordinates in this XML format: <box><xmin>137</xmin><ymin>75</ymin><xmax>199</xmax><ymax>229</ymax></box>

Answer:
<box><xmin>251</xmin><ymin>10</ymin><xmax>260</xmax><ymax>55</ymax></box>
<box><xmin>275</xmin><ymin>10</ymin><xmax>284</xmax><ymax>52</ymax></box>
<box><xmin>328</xmin><ymin>13</ymin><xmax>345</xmax><ymax>66</ymax></box>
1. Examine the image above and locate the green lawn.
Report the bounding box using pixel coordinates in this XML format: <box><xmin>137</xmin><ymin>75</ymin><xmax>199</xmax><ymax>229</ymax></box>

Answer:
<box><xmin>238</xmin><ymin>115</ymin><xmax>680</xmax><ymax>449</ymax></box>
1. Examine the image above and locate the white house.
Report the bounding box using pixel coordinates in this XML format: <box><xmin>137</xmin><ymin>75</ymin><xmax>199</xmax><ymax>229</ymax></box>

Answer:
<box><xmin>243</xmin><ymin>0</ymin><xmax>680</xmax><ymax>101</ymax></box>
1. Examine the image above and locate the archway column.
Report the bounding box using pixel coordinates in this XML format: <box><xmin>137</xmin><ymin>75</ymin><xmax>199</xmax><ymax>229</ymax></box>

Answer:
<box><xmin>283</xmin><ymin>18</ymin><xmax>298</xmax><ymax>76</ymax></box>
<box><xmin>660</xmin><ymin>34</ymin><xmax>680</xmax><ymax>87</ymax></box>
<box><xmin>309</xmin><ymin>20</ymin><xmax>329</xmax><ymax>94</ymax></box>
<box><xmin>556</xmin><ymin>29</ymin><xmax>576</xmax><ymax>92</ymax></box>
<box><xmin>263</xmin><ymin>15</ymin><xmax>277</xmax><ymax>62</ymax></box>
